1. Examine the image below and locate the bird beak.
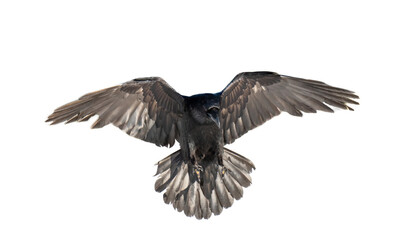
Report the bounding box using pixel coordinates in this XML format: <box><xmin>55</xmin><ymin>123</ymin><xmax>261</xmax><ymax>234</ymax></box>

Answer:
<box><xmin>208</xmin><ymin>112</ymin><xmax>221</xmax><ymax>128</ymax></box>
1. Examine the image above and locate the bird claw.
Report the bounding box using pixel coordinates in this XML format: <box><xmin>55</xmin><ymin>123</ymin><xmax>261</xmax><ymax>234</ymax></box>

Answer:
<box><xmin>193</xmin><ymin>165</ymin><xmax>204</xmax><ymax>183</ymax></box>
<box><xmin>220</xmin><ymin>166</ymin><xmax>227</xmax><ymax>178</ymax></box>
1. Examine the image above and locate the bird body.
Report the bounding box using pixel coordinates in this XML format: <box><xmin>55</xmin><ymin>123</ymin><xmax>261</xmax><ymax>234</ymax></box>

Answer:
<box><xmin>46</xmin><ymin>71</ymin><xmax>359</xmax><ymax>219</ymax></box>
<box><xmin>183</xmin><ymin>93</ymin><xmax>223</xmax><ymax>164</ymax></box>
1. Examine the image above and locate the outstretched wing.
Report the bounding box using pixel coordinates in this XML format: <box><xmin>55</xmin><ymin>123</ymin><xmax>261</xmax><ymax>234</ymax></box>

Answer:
<box><xmin>46</xmin><ymin>77</ymin><xmax>185</xmax><ymax>147</ymax></box>
<box><xmin>220</xmin><ymin>71</ymin><xmax>359</xmax><ymax>144</ymax></box>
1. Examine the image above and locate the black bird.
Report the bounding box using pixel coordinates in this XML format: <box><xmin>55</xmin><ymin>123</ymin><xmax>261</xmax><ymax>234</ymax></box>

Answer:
<box><xmin>46</xmin><ymin>71</ymin><xmax>359</xmax><ymax>219</ymax></box>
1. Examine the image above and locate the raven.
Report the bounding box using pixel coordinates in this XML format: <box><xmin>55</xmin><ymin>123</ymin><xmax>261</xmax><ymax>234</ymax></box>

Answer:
<box><xmin>46</xmin><ymin>71</ymin><xmax>359</xmax><ymax>219</ymax></box>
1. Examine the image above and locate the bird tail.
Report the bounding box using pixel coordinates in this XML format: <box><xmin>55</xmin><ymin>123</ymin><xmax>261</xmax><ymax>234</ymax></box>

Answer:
<box><xmin>154</xmin><ymin>148</ymin><xmax>255</xmax><ymax>219</ymax></box>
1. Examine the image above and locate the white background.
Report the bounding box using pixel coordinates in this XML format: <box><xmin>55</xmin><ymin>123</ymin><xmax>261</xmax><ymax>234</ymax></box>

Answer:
<box><xmin>1</xmin><ymin>0</ymin><xmax>394</xmax><ymax>239</ymax></box>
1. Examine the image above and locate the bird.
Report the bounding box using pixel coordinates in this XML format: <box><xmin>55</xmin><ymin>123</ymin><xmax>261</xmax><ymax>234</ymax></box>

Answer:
<box><xmin>46</xmin><ymin>71</ymin><xmax>359</xmax><ymax>219</ymax></box>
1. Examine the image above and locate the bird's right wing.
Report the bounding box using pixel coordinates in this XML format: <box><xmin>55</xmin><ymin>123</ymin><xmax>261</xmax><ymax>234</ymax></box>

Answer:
<box><xmin>46</xmin><ymin>77</ymin><xmax>185</xmax><ymax>147</ymax></box>
<box><xmin>220</xmin><ymin>71</ymin><xmax>359</xmax><ymax>144</ymax></box>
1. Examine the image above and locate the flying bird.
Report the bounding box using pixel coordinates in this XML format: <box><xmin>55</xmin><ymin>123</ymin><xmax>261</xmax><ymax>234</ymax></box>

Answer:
<box><xmin>46</xmin><ymin>71</ymin><xmax>359</xmax><ymax>219</ymax></box>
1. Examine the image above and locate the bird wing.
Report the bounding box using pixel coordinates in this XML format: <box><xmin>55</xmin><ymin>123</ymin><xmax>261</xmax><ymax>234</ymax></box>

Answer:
<box><xmin>46</xmin><ymin>77</ymin><xmax>185</xmax><ymax>147</ymax></box>
<box><xmin>219</xmin><ymin>71</ymin><xmax>359</xmax><ymax>144</ymax></box>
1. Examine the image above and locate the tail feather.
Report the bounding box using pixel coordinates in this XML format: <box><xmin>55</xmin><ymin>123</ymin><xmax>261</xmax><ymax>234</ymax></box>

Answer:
<box><xmin>223</xmin><ymin>158</ymin><xmax>252</xmax><ymax>188</ymax></box>
<box><xmin>164</xmin><ymin>162</ymin><xmax>188</xmax><ymax>204</ymax></box>
<box><xmin>222</xmin><ymin>171</ymin><xmax>243</xmax><ymax>200</ymax></box>
<box><xmin>209</xmin><ymin>188</ymin><xmax>223</xmax><ymax>216</ymax></box>
<box><xmin>154</xmin><ymin>167</ymin><xmax>171</xmax><ymax>193</ymax></box>
<box><xmin>154</xmin><ymin>150</ymin><xmax>182</xmax><ymax>193</ymax></box>
<box><xmin>215</xmin><ymin>171</ymin><xmax>234</xmax><ymax>208</ymax></box>
<box><xmin>225</xmin><ymin>148</ymin><xmax>255</xmax><ymax>172</ymax></box>
<box><xmin>154</xmin><ymin>148</ymin><xmax>255</xmax><ymax>219</ymax></box>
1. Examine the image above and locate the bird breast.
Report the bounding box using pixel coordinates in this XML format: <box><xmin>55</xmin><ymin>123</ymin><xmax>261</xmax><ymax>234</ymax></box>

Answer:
<box><xmin>186</xmin><ymin>124</ymin><xmax>222</xmax><ymax>162</ymax></box>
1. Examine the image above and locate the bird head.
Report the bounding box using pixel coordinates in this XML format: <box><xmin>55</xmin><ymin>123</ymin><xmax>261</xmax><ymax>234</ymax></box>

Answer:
<box><xmin>205</xmin><ymin>105</ymin><xmax>220</xmax><ymax>128</ymax></box>
<box><xmin>187</xmin><ymin>93</ymin><xmax>221</xmax><ymax>128</ymax></box>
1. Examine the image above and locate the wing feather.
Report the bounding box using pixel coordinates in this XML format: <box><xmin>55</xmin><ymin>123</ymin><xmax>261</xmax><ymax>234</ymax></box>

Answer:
<box><xmin>220</xmin><ymin>72</ymin><xmax>359</xmax><ymax>144</ymax></box>
<box><xmin>46</xmin><ymin>77</ymin><xmax>185</xmax><ymax>147</ymax></box>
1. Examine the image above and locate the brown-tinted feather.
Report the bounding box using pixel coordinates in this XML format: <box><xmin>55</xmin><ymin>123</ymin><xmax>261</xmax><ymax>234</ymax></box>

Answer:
<box><xmin>220</xmin><ymin>71</ymin><xmax>359</xmax><ymax>144</ymax></box>
<box><xmin>46</xmin><ymin>77</ymin><xmax>185</xmax><ymax>147</ymax></box>
<box><xmin>155</xmin><ymin>148</ymin><xmax>254</xmax><ymax>219</ymax></box>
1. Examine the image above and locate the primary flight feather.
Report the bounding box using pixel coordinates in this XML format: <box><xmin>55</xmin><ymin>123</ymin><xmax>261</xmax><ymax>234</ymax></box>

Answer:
<box><xmin>46</xmin><ymin>71</ymin><xmax>359</xmax><ymax>219</ymax></box>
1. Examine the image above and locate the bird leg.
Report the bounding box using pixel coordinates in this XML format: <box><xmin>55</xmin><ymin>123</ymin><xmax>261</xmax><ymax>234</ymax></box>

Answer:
<box><xmin>217</xmin><ymin>153</ymin><xmax>224</xmax><ymax>166</ymax></box>
<box><xmin>193</xmin><ymin>164</ymin><xmax>204</xmax><ymax>184</ymax></box>
<box><xmin>190</xmin><ymin>149</ymin><xmax>205</xmax><ymax>162</ymax></box>
<box><xmin>217</xmin><ymin>154</ymin><xmax>227</xmax><ymax>178</ymax></box>
<box><xmin>188</xmin><ymin>142</ymin><xmax>205</xmax><ymax>184</ymax></box>
<box><xmin>191</xmin><ymin>158</ymin><xmax>203</xmax><ymax>184</ymax></box>
<box><xmin>220</xmin><ymin>166</ymin><xmax>227</xmax><ymax>178</ymax></box>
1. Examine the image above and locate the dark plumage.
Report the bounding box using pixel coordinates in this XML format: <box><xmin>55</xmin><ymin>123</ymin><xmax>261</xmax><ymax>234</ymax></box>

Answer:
<box><xmin>46</xmin><ymin>71</ymin><xmax>359</xmax><ymax>219</ymax></box>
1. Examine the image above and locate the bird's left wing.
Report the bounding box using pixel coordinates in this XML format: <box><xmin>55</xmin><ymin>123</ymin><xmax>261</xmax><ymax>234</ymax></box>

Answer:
<box><xmin>46</xmin><ymin>77</ymin><xmax>185</xmax><ymax>147</ymax></box>
<box><xmin>220</xmin><ymin>71</ymin><xmax>359</xmax><ymax>144</ymax></box>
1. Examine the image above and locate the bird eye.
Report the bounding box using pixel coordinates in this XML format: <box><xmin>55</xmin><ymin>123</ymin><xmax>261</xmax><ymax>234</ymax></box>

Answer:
<box><xmin>207</xmin><ymin>106</ymin><xmax>219</xmax><ymax>114</ymax></box>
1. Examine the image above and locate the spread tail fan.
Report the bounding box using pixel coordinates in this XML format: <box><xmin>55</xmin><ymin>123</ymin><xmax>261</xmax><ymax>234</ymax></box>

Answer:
<box><xmin>154</xmin><ymin>148</ymin><xmax>255</xmax><ymax>219</ymax></box>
